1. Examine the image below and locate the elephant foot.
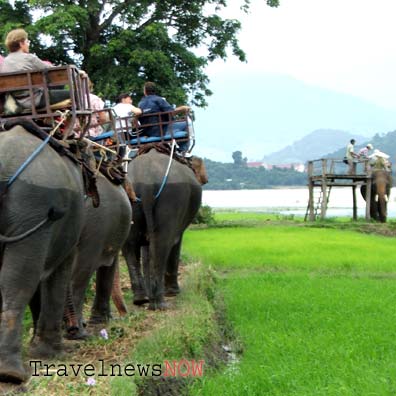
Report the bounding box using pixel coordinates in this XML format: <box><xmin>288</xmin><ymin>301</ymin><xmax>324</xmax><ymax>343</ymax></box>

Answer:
<box><xmin>63</xmin><ymin>326</ymin><xmax>91</xmax><ymax>341</ymax></box>
<box><xmin>148</xmin><ymin>300</ymin><xmax>169</xmax><ymax>311</ymax></box>
<box><xmin>164</xmin><ymin>286</ymin><xmax>180</xmax><ymax>297</ymax></box>
<box><xmin>89</xmin><ymin>312</ymin><xmax>111</xmax><ymax>325</ymax></box>
<box><xmin>133</xmin><ymin>292</ymin><xmax>149</xmax><ymax>306</ymax></box>
<box><xmin>29</xmin><ymin>337</ymin><xmax>63</xmax><ymax>359</ymax></box>
<box><xmin>164</xmin><ymin>273</ymin><xmax>180</xmax><ymax>297</ymax></box>
<box><xmin>0</xmin><ymin>357</ymin><xmax>30</xmax><ymax>384</ymax></box>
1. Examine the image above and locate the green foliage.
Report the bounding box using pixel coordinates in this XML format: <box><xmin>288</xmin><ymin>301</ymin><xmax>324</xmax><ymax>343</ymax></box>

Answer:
<box><xmin>204</xmin><ymin>158</ymin><xmax>307</xmax><ymax>189</ymax></box>
<box><xmin>231</xmin><ymin>150</ymin><xmax>247</xmax><ymax>166</ymax></box>
<box><xmin>192</xmin><ymin>205</ymin><xmax>216</xmax><ymax>225</ymax></box>
<box><xmin>0</xmin><ymin>0</ymin><xmax>278</xmax><ymax>106</ymax></box>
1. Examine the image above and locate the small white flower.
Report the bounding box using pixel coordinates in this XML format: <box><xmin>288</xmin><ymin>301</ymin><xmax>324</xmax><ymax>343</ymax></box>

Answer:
<box><xmin>86</xmin><ymin>377</ymin><xmax>96</xmax><ymax>386</ymax></box>
<box><xmin>100</xmin><ymin>328</ymin><xmax>109</xmax><ymax>340</ymax></box>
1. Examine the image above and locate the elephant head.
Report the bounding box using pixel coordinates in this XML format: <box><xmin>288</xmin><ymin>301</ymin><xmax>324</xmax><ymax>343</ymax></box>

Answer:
<box><xmin>361</xmin><ymin>169</ymin><xmax>392</xmax><ymax>222</ymax></box>
<box><xmin>190</xmin><ymin>156</ymin><xmax>208</xmax><ymax>185</ymax></box>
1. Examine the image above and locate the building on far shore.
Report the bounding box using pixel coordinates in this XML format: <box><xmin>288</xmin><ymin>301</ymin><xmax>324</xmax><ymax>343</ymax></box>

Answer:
<box><xmin>247</xmin><ymin>161</ymin><xmax>306</xmax><ymax>173</ymax></box>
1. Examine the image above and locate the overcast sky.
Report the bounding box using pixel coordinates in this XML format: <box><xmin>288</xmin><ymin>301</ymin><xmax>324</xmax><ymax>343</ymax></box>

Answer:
<box><xmin>192</xmin><ymin>0</ymin><xmax>396</xmax><ymax>161</ymax></box>
<box><xmin>207</xmin><ymin>0</ymin><xmax>396</xmax><ymax>110</ymax></box>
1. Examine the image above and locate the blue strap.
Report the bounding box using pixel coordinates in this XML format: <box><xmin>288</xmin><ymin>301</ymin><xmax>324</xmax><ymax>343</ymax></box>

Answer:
<box><xmin>134</xmin><ymin>140</ymin><xmax>176</xmax><ymax>203</ymax></box>
<box><xmin>7</xmin><ymin>134</ymin><xmax>51</xmax><ymax>187</ymax></box>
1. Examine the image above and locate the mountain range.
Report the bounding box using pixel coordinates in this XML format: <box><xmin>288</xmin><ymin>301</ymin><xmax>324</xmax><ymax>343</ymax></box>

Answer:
<box><xmin>262</xmin><ymin>129</ymin><xmax>367</xmax><ymax>165</ymax></box>
<box><xmin>193</xmin><ymin>72</ymin><xmax>396</xmax><ymax>163</ymax></box>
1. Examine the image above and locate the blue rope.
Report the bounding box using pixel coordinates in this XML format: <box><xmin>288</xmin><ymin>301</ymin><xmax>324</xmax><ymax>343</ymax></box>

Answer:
<box><xmin>7</xmin><ymin>133</ymin><xmax>51</xmax><ymax>187</ymax></box>
<box><xmin>154</xmin><ymin>174</ymin><xmax>169</xmax><ymax>200</ymax></box>
<box><xmin>134</xmin><ymin>140</ymin><xmax>176</xmax><ymax>203</ymax></box>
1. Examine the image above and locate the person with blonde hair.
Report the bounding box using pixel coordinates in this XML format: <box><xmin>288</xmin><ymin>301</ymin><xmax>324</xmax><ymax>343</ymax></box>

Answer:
<box><xmin>1</xmin><ymin>28</ymin><xmax>50</xmax><ymax>72</ymax></box>
<box><xmin>0</xmin><ymin>28</ymin><xmax>83</xmax><ymax>113</ymax></box>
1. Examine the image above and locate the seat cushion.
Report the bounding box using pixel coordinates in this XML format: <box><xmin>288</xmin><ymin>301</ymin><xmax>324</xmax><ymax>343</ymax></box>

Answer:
<box><xmin>128</xmin><ymin>131</ymin><xmax>188</xmax><ymax>145</ymax></box>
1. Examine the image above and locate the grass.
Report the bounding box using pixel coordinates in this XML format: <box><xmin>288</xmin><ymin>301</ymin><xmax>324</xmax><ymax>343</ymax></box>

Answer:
<box><xmin>183</xmin><ymin>225</ymin><xmax>396</xmax><ymax>273</ymax></box>
<box><xmin>23</xmin><ymin>261</ymin><xmax>219</xmax><ymax>396</ymax></box>
<box><xmin>184</xmin><ymin>215</ymin><xmax>396</xmax><ymax>395</ymax></box>
<box><xmin>190</xmin><ymin>272</ymin><xmax>396</xmax><ymax>395</ymax></box>
<box><xmin>12</xmin><ymin>213</ymin><xmax>396</xmax><ymax>395</ymax></box>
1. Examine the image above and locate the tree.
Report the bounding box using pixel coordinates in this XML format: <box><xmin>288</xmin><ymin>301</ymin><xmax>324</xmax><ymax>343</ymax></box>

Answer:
<box><xmin>0</xmin><ymin>0</ymin><xmax>279</xmax><ymax>104</ymax></box>
<box><xmin>232</xmin><ymin>150</ymin><xmax>247</xmax><ymax>166</ymax></box>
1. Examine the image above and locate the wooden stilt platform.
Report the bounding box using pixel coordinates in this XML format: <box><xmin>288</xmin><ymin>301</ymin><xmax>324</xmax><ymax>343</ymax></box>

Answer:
<box><xmin>305</xmin><ymin>158</ymin><xmax>372</xmax><ymax>221</ymax></box>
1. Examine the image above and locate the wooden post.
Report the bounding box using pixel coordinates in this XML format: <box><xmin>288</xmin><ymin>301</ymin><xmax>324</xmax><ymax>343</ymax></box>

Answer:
<box><xmin>320</xmin><ymin>159</ymin><xmax>328</xmax><ymax>219</ymax></box>
<box><xmin>365</xmin><ymin>176</ymin><xmax>372</xmax><ymax>221</ymax></box>
<box><xmin>307</xmin><ymin>161</ymin><xmax>315</xmax><ymax>221</ymax></box>
<box><xmin>308</xmin><ymin>180</ymin><xmax>315</xmax><ymax>221</ymax></box>
<box><xmin>352</xmin><ymin>185</ymin><xmax>357</xmax><ymax>220</ymax></box>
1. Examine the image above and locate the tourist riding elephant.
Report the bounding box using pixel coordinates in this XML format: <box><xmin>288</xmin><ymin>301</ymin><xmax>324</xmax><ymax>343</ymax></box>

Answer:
<box><xmin>360</xmin><ymin>169</ymin><xmax>392</xmax><ymax>222</ymax></box>
<box><xmin>0</xmin><ymin>125</ymin><xmax>85</xmax><ymax>383</ymax></box>
<box><xmin>64</xmin><ymin>173</ymin><xmax>132</xmax><ymax>339</ymax></box>
<box><xmin>122</xmin><ymin>149</ymin><xmax>208</xmax><ymax>310</ymax></box>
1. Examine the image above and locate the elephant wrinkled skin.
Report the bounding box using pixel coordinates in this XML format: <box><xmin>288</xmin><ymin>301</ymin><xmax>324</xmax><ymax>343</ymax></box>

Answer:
<box><xmin>66</xmin><ymin>174</ymin><xmax>132</xmax><ymax>339</ymax></box>
<box><xmin>123</xmin><ymin>150</ymin><xmax>207</xmax><ymax>310</ymax></box>
<box><xmin>0</xmin><ymin>126</ymin><xmax>85</xmax><ymax>383</ymax></box>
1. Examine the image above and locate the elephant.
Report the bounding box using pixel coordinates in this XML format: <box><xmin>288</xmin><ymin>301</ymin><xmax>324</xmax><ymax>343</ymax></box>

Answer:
<box><xmin>360</xmin><ymin>169</ymin><xmax>392</xmax><ymax>222</ymax></box>
<box><xmin>64</xmin><ymin>173</ymin><xmax>132</xmax><ymax>339</ymax></box>
<box><xmin>122</xmin><ymin>148</ymin><xmax>208</xmax><ymax>310</ymax></box>
<box><xmin>0</xmin><ymin>125</ymin><xmax>85</xmax><ymax>383</ymax></box>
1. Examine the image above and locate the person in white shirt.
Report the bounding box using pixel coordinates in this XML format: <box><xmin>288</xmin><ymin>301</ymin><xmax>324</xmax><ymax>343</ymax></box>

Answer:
<box><xmin>113</xmin><ymin>93</ymin><xmax>142</xmax><ymax>160</ymax></box>
<box><xmin>113</xmin><ymin>93</ymin><xmax>142</xmax><ymax>122</ymax></box>
<box><xmin>345</xmin><ymin>139</ymin><xmax>358</xmax><ymax>175</ymax></box>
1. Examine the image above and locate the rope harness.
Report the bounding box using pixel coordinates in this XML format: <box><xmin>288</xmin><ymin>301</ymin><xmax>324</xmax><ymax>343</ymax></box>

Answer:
<box><xmin>7</xmin><ymin>110</ymin><xmax>70</xmax><ymax>188</ymax></box>
<box><xmin>135</xmin><ymin>140</ymin><xmax>177</xmax><ymax>203</ymax></box>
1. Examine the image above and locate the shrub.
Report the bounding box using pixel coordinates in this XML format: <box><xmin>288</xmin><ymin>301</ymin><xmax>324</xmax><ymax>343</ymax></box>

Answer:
<box><xmin>192</xmin><ymin>205</ymin><xmax>215</xmax><ymax>225</ymax></box>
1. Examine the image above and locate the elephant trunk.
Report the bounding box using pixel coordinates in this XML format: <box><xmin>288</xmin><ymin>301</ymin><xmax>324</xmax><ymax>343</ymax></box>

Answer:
<box><xmin>111</xmin><ymin>260</ymin><xmax>128</xmax><ymax>317</ymax></box>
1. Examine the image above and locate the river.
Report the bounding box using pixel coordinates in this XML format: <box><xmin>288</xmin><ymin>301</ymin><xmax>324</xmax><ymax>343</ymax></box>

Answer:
<box><xmin>201</xmin><ymin>187</ymin><xmax>396</xmax><ymax>218</ymax></box>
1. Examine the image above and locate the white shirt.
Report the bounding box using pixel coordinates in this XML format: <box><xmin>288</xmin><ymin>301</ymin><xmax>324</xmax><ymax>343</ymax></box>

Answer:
<box><xmin>113</xmin><ymin>103</ymin><xmax>134</xmax><ymax>118</ymax></box>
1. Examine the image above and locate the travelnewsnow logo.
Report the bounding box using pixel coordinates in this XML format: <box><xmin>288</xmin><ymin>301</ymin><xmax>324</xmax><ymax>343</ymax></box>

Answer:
<box><xmin>163</xmin><ymin>360</ymin><xmax>204</xmax><ymax>377</ymax></box>
<box><xmin>29</xmin><ymin>359</ymin><xmax>204</xmax><ymax>377</ymax></box>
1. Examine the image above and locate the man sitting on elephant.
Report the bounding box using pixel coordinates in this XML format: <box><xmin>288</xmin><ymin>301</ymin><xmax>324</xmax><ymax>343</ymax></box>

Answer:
<box><xmin>369</xmin><ymin>149</ymin><xmax>391</xmax><ymax>171</ymax></box>
<box><xmin>1</xmin><ymin>28</ymin><xmax>86</xmax><ymax>115</ymax></box>
<box><xmin>138</xmin><ymin>82</ymin><xmax>191</xmax><ymax>154</ymax></box>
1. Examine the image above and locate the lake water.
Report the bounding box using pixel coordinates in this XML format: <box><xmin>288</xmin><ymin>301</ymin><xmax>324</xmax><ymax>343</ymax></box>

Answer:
<box><xmin>202</xmin><ymin>187</ymin><xmax>396</xmax><ymax>218</ymax></box>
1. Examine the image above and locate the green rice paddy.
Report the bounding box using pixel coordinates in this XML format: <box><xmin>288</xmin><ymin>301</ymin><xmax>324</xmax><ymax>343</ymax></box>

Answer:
<box><xmin>185</xmin><ymin>213</ymin><xmax>396</xmax><ymax>395</ymax></box>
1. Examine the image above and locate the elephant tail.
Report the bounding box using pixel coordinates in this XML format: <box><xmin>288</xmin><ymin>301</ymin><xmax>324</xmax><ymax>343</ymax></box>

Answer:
<box><xmin>112</xmin><ymin>258</ymin><xmax>128</xmax><ymax>317</ymax></box>
<box><xmin>0</xmin><ymin>207</ymin><xmax>65</xmax><ymax>244</ymax></box>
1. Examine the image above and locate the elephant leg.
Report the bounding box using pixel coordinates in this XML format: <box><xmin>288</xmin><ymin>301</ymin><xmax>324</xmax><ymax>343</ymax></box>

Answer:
<box><xmin>378</xmin><ymin>196</ymin><xmax>387</xmax><ymax>223</ymax></box>
<box><xmin>29</xmin><ymin>286</ymin><xmax>41</xmax><ymax>336</ymax></box>
<box><xmin>123</xmin><ymin>243</ymin><xmax>148</xmax><ymax>305</ymax></box>
<box><xmin>63</xmin><ymin>283</ymin><xmax>86</xmax><ymax>340</ymax></box>
<box><xmin>145</xmin><ymin>237</ymin><xmax>172</xmax><ymax>310</ymax></box>
<box><xmin>0</xmin><ymin>244</ymin><xmax>44</xmax><ymax>383</ymax></box>
<box><xmin>111</xmin><ymin>256</ymin><xmax>128</xmax><ymax>317</ymax></box>
<box><xmin>66</xmin><ymin>262</ymin><xmax>96</xmax><ymax>339</ymax></box>
<box><xmin>29</xmin><ymin>251</ymin><xmax>74</xmax><ymax>359</ymax></box>
<box><xmin>90</xmin><ymin>262</ymin><xmax>116</xmax><ymax>324</ymax></box>
<box><xmin>165</xmin><ymin>239</ymin><xmax>182</xmax><ymax>297</ymax></box>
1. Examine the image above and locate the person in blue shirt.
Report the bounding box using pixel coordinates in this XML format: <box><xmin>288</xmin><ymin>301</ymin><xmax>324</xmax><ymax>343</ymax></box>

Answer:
<box><xmin>138</xmin><ymin>81</ymin><xmax>191</xmax><ymax>153</ymax></box>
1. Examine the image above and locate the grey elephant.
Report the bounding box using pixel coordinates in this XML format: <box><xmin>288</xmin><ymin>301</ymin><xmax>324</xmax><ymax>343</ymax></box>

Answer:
<box><xmin>0</xmin><ymin>125</ymin><xmax>85</xmax><ymax>383</ymax></box>
<box><xmin>360</xmin><ymin>169</ymin><xmax>392</xmax><ymax>222</ymax></box>
<box><xmin>65</xmin><ymin>173</ymin><xmax>132</xmax><ymax>339</ymax></box>
<box><xmin>122</xmin><ymin>149</ymin><xmax>208</xmax><ymax>310</ymax></box>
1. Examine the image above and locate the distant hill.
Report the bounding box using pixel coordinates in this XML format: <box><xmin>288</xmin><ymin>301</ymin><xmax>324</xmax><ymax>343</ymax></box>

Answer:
<box><xmin>325</xmin><ymin>130</ymin><xmax>396</xmax><ymax>167</ymax></box>
<box><xmin>193</xmin><ymin>73</ymin><xmax>396</xmax><ymax>163</ymax></box>
<box><xmin>262</xmin><ymin>129</ymin><xmax>367</xmax><ymax>165</ymax></box>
